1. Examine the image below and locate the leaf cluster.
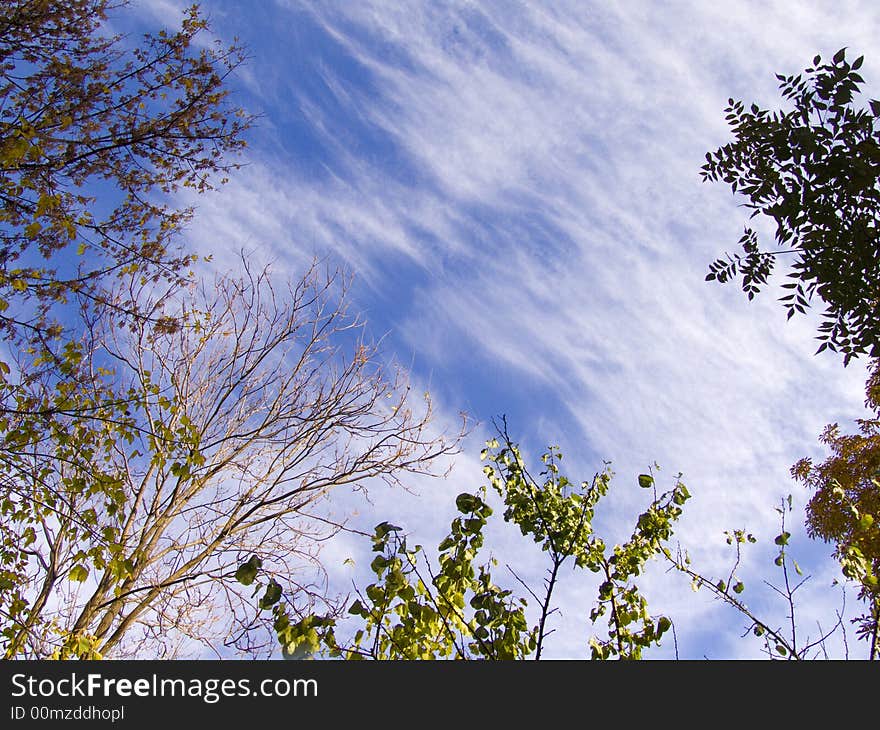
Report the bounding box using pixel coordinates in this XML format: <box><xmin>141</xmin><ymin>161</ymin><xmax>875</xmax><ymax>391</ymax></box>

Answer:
<box><xmin>253</xmin><ymin>434</ymin><xmax>690</xmax><ymax>660</ymax></box>
<box><xmin>703</xmin><ymin>48</ymin><xmax>880</xmax><ymax>363</ymax></box>
<box><xmin>0</xmin><ymin>0</ymin><xmax>252</xmax><ymax>343</ymax></box>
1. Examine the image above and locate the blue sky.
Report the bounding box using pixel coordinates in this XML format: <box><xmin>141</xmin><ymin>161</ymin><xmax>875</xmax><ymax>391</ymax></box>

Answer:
<box><xmin>130</xmin><ymin>0</ymin><xmax>878</xmax><ymax>658</ymax></box>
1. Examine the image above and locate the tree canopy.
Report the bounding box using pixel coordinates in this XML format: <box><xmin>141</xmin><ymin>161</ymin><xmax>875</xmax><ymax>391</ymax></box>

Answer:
<box><xmin>0</xmin><ymin>0</ymin><xmax>255</xmax><ymax>657</ymax></box>
<box><xmin>247</xmin><ymin>435</ymin><xmax>687</xmax><ymax>661</ymax></box>
<box><xmin>703</xmin><ymin>48</ymin><xmax>880</xmax><ymax>364</ymax></box>
<box><xmin>0</xmin><ymin>0</ymin><xmax>251</xmax><ymax>346</ymax></box>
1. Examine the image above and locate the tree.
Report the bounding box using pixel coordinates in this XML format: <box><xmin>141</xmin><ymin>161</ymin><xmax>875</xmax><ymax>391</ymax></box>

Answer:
<box><xmin>0</xmin><ymin>0</ymin><xmax>278</xmax><ymax>658</ymax></box>
<box><xmin>702</xmin><ymin>48</ymin><xmax>880</xmax><ymax>364</ymax></box>
<box><xmin>0</xmin><ymin>0</ymin><xmax>251</xmax><ymax>348</ymax></box>
<box><xmin>1</xmin><ymin>261</ymin><xmax>461</xmax><ymax>658</ymax></box>
<box><xmin>247</xmin><ymin>430</ymin><xmax>689</xmax><ymax>660</ymax></box>
<box><xmin>792</xmin><ymin>359</ymin><xmax>880</xmax><ymax>658</ymax></box>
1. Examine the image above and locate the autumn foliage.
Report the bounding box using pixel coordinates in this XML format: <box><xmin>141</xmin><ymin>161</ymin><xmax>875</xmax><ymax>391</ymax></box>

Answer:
<box><xmin>0</xmin><ymin>0</ymin><xmax>251</xmax><ymax>341</ymax></box>
<box><xmin>793</xmin><ymin>360</ymin><xmax>880</xmax><ymax>601</ymax></box>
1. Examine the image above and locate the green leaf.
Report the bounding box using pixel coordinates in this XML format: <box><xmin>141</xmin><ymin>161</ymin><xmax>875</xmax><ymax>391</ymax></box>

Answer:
<box><xmin>774</xmin><ymin>532</ymin><xmax>790</xmax><ymax>546</ymax></box>
<box><xmin>374</xmin><ymin>521</ymin><xmax>402</xmax><ymax>537</ymax></box>
<box><xmin>733</xmin><ymin>581</ymin><xmax>744</xmax><ymax>594</ymax></box>
<box><xmin>69</xmin><ymin>565</ymin><xmax>89</xmax><ymax>582</ymax></box>
<box><xmin>637</xmin><ymin>474</ymin><xmax>654</xmax><ymax>489</ymax></box>
<box><xmin>455</xmin><ymin>493</ymin><xmax>480</xmax><ymax>513</ymax></box>
<box><xmin>259</xmin><ymin>580</ymin><xmax>283</xmax><ymax>609</ymax></box>
<box><xmin>234</xmin><ymin>555</ymin><xmax>262</xmax><ymax>586</ymax></box>
<box><xmin>348</xmin><ymin>599</ymin><xmax>366</xmax><ymax>616</ymax></box>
